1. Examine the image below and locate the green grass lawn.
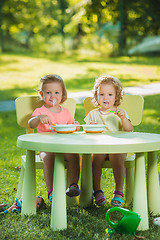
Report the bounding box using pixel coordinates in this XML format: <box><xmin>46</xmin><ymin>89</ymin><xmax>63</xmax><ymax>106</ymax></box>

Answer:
<box><xmin>0</xmin><ymin>52</ymin><xmax>160</xmax><ymax>100</ymax></box>
<box><xmin>0</xmin><ymin>53</ymin><xmax>160</xmax><ymax>239</ymax></box>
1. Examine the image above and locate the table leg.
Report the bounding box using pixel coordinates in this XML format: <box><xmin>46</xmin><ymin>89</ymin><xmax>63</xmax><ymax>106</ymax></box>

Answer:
<box><xmin>22</xmin><ymin>150</ymin><xmax>36</xmax><ymax>215</ymax></box>
<box><xmin>79</xmin><ymin>154</ymin><xmax>93</xmax><ymax>207</ymax></box>
<box><xmin>147</xmin><ymin>151</ymin><xmax>160</xmax><ymax>215</ymax></box>
<box><xmin>50</xmin><ymin>153</ymin><xmax>67</xmax><ymax>231</ymax></box>
<box><xmin>133</xmin><ymin>152</ymin><xmax>149</xmax><ymax>230</ymax></box>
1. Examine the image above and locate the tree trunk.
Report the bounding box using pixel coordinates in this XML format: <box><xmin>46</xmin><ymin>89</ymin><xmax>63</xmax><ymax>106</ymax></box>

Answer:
<box><xmin>119</xmin><ymin>0</ymin><xmax>128</xmax><ymax>55</ymax></box>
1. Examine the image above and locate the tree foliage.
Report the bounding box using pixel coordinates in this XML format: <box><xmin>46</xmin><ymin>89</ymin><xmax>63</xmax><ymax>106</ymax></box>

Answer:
<box><xmin>0</xmin><ymin>0</ymin><xmax>160</xmax><ymax>54</ymax></box>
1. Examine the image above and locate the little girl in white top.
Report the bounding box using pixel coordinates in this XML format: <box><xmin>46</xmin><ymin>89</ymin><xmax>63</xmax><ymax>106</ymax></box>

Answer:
<box><xmin>84</xmin><ymin>75</ymin><xmax>133</xmax><ymax>207</ymax></box>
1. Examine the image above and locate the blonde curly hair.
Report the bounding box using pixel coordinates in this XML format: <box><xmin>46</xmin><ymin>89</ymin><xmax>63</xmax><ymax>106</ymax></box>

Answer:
<box><xmin>92</xmin><ymin>75</ymin><xmax>124</xmax><ymax>107</ymax></box>
<box><xmin>39</xmin><ymin>74</ymin><xmax>67</xmax><ymax>104</ymax></box>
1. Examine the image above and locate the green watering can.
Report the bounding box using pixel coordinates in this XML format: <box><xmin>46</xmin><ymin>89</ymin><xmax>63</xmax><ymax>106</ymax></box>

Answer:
<box><xmin>105</xmin><ymin>207</ymin><xmax>141</xmax><ymax>236</ymax></box>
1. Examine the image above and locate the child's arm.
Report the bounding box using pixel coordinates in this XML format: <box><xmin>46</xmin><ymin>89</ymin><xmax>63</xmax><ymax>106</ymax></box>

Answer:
<box><xmin>116</xmin><ymin>108</ymin><xmax>133</xmax><ymax>132</ymax></box>
<box><xmin>28</xmin><ymin>115</ymin><xmax>52</xmax><ymax>129</ymax></box>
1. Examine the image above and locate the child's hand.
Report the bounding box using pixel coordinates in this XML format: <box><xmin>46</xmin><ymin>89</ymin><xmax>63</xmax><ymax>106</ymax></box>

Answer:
<box><xmin>115</xmin><ymin>108</ymin><xmax>126</xmax><ymax>120</ymax></box>
<box><xmin>38</xmin><ymin>115</ymin><xmax>52</xmax><ymax>125</ymax></box>
<box><xmin>73</xmin><ymin>121</ymin><xmax>80</xmax><ymax>131</ymax></box>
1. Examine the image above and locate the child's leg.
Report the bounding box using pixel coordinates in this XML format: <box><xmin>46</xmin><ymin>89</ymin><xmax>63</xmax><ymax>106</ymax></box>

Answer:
<box><xmin>92</xmin><ymin>154</ymin><xmax>106</xmax><ymax>192</ymax></box>
<box><xmin>40</xmin><ymin>152</ymin><xmax>55</xmax><ymax>192</ymax></box>
<box><xmin>65</xmin><ymin>153</ymin><xmax>81</xmax><ymax>197</ymax></box>
<box><xmin>92</xmin><ymin>154</ymin><xmax>106</xmax><ymax>205</ymax></box>
<box><xmin>109</xmin><ymin>153</ymin><xmax>126</xmax><ymax>205</ymax></box>
<box><xmin>65</xmin><ymin>153</ymin><xmax>80</xmax><ymax>185</ymax></box>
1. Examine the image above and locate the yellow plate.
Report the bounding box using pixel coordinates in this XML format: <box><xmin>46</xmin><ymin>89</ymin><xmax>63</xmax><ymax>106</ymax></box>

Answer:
<box><xmin>84</xmin><ymin>130</ymin><xmax>104</xmax><ymax>133</ymax></box>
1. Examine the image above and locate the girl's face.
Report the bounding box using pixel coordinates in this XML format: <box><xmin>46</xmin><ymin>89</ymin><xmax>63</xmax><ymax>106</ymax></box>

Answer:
<box><xmin>97</xmin><ymin>83</ymin><xmax>116</xmax><ymax>110</ymax></box>
<box><xmin>40</xmin><ymin>82</ymin><xmax>63</xmax><ymax>107</ymax></box>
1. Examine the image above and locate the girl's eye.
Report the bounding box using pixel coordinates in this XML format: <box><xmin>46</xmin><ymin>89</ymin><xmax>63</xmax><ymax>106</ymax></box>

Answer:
<box><xmin>46</xmin><ymin>92</ymin><xmax>51</xmax><ymax>94</ymax></box>
<box><xmin>109</xmin><ymin>94</ymin><xmax>112</xmax><ymax>96</ymax></box>
<box><xmin>55</xmin><ymin>91</ymin><xmax>59</xmax><ymax>94</ymax></box>
<box><xmin>100</xmin><ymin>93</ymin><xmax>103</xmax><ymax>96</ymax></box>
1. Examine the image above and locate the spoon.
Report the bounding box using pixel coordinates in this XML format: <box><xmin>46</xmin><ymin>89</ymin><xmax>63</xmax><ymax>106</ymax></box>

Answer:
<box><xmin>51</xmin><ymin>123</ymin><xmax>56</xmax><ymax>126</ymax></box>
<box><xmin>108</xmin><ymin>110</ymin><xmax>119</xmax><ymax>114</ymax></box>
<box><xmin>52</xmin><ymin>99</ymin><xmax>56</xmax><ymax>105</ymax></box>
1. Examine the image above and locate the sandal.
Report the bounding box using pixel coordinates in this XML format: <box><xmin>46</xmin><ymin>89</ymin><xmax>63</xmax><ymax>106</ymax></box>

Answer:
<box><xmin>0</xmin><ymin>202</ymin><xmax>7</xmax><ymax>212</ymax></box>
<box><xmin>48</xmin><ymin>189</ymin><xmax>53</xmax><ymax>202</ymax></box>
<box><xmin>3</xmin><ymin>198</ymin><xmax>22</xmax><ymax>213</ymax></box>
<box><xmin>66</xmin><ymin>183</ymin><xmax>80</xmax><ymax>197</ymax></box>
<box><xmin>111</xmin><ymin>190</ymin><xmax>124</xmax><ymax>207</ymax></box>
<box><xmin>3</xmin><ymin>196</ymin><xmax>46</xmax><ymax>213</ymax></box>
<box><xmin>93</xmin><ymin>190</ymin><xmax>106</xmax><ymax>206</ymax></box>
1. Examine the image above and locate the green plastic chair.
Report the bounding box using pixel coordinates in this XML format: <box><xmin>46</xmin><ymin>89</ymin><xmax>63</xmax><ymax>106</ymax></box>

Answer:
<box><xmin>15</xmin><ymin>95</ymin><xmax>77</xmax><ymax>205</ymax></box>
<box><xmin>83</xmin><ymin>95</ymin><xmax>144</xmax><ymax>204</ymax></box>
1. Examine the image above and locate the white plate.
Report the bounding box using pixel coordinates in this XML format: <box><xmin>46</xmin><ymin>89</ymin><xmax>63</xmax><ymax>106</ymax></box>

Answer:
<box><xmin>54</xmin><ymin>124</ymin><xmax>76</xmax><ymax>133</ymax></box>
<box><xmin>82</xmin><ymin>124</ymin><xmax>106</xmax><ymax>133</ymax></box>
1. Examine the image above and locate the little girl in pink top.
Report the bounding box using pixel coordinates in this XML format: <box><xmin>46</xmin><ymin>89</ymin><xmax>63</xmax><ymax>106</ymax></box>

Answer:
<box><xmin>28</xmin><ymin>74</ymin><xmax>80</xmax><ymax>201</ymax></box>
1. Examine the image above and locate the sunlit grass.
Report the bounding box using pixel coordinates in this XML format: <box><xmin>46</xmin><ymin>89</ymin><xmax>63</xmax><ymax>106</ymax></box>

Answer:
<box><xmin>0</xmin><ymin>53</ymin><xmax>160</xmax><ymax>100</ymax></box>
<box><xmin>0</xmin><ymin>53</ymin><xmax>160</xmax><ymax>239</ymax></box>
<box><xmin>1</xmin><ymin>95</ymin><xmax>160</xmax><ymax>239</ymax></box>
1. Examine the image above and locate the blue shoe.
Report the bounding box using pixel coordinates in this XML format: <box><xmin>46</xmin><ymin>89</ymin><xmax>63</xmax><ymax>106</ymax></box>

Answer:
<box><xmin>48</xmin><ymin>189</ymin><xmax>53</xmax><ymax>202</ymax></box>
<box><xmin>66</xmin><ymin>183</ymin><xmax>80</xmax><ymax>197</ymax></box>
<box><xmin>111</xmin><ymin>190</ymin><xmax>124</xmax><ymax>207</ymax></box>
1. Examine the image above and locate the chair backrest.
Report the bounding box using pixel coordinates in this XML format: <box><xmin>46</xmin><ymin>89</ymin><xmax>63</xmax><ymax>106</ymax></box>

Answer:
<box><xmin>84</xmin><ymin>95</ymin><xmax>144</xmax><ymax>126</ymax></box>
<box><xmin>15</xmin><ymin>95</ymin><xmax>76</xmax><ymax>133</ymax></box>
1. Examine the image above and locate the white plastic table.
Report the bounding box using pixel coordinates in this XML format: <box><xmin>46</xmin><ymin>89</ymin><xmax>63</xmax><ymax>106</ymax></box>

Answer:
<box><xmin>17</xmin><ymin>131</ymin><xmax>160</xmax><ymax>231</ymax></box>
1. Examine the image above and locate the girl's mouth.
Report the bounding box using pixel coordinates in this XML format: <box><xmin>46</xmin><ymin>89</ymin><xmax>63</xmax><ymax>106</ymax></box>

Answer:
<box><xmin>51</xmin><ymin>99</ymin><xmax>56</xmax><ymax>105</ymax></box>
<box><xmin>103</xmin><ymin>101</ymin><xmax>109</xmax><ymax>105</ymax></box>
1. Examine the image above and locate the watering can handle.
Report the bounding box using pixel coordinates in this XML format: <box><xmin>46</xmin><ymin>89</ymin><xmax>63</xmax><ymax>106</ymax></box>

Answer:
<box><xmin>106</xmin><ymin>207</ymin><xmax>127</xmax><ymax>228</ymax></box>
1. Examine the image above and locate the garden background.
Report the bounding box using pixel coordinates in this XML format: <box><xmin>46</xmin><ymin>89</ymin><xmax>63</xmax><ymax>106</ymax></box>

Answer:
<box><xmin>0</xmin><ymin>1</ymin><xmax>160</xmax><ymax>239</ymax></box>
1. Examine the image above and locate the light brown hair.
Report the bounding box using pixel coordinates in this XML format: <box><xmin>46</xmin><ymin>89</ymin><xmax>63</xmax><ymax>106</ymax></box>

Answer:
<box><xmin>92</xmin><ymin>75</ymin><xmax>124</xmax><ymax>107</ymax></box>
<box><xmin>39</xmin><ymin>74</ymin><xmax>67</xmax><ymax>104</ymax></box>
